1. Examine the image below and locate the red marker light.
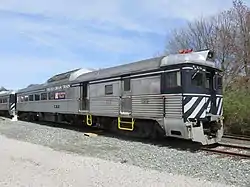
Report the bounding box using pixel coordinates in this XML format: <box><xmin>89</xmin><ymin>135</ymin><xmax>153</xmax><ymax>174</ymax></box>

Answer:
<box><xmin>178</xmin><ymin>49</ymin><xmax>193</xmax><ymax>54</ymax></box>
<box><xmin>179</xmin><ymin>49</ymin><xmax>184</xmax><ymax>54</ymax></box>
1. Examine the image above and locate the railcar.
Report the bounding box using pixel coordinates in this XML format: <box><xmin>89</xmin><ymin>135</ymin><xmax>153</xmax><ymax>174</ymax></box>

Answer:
<box><xmin>0</xmin><ymin>90</ymin><xmax>16</xmax><ymax>117</ymax></box>
<box><xmin>15</xmin><ymin>49</ymin><xmax>224</xmax><ymax>145</ymax></box>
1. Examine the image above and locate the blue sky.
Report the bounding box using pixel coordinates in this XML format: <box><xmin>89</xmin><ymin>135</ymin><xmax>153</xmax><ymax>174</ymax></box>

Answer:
<box><xmin>0</xmin><ymin>0</ymin><xmax>249</xmax><ymax>90</ymax></box>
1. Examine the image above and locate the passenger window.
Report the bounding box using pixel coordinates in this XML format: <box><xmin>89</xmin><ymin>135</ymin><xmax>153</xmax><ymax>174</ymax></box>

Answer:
<box><xmin>48</xmin><ymin>92</ymin><xmax>55</xmax><ymax>100</ymax></box>
<box><xmin>205</xmin><ymin>72</ymin><xmax>212</xmax><ymax>89</ymax></box>
<box><xmin>191</xmin><ymin>71</ymin><xmax>204</xmax><ymax>87</ymax></box>
<box><xmin>24</xmin><ymin>96</ymin><xmax>28</xmax><ymax>102</ymax></box>
<box><xmin>35</xmin><ymin>94</ymin><xmax>40</xmax><ymax>101</ymax></box>
<box><xmin>0</xmin><ymin>99</ymin><xmax>2</xmax><ymax>103</ymax></box>
<box><xmin>217</xmin><ymin>76</ymin><xmax>222</xmax><ymax>89</ymax></box>
<box><xmin>105</xmin><ymin>84</ymin><xmax>113</xmax><ymax>95</ymax></box>
<box><xmin>165</xmin><ymin>71</ymin><xmax>181</xmax><ymax>88</ymax></box>
<box><xmin>123</xmin><ymin>78</ymin><xmax>130</xmax><ymax>91</ymax></box>
<box><xmin>41</xmin><ymin>93</ymin><xmax>47</xmax><ymax>100</ymax></box>
<box><xmin>29</xmin><ymin>95</ymin><xmax>34</xmax><ymax>101</ymax></box>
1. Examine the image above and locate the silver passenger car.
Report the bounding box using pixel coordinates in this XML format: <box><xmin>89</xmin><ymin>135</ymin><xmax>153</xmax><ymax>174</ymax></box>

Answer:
<box><xmin>16</xmin><ymin>49</ymin><xmax>224</xmax><ymax>145</ymax></box>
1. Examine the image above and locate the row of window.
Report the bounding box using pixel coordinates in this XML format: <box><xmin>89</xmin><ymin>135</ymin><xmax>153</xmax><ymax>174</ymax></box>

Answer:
<box><xmin>104</xmin><ymin>79</ymin><xmax>131</xmax><ymax>95</ymax></box>
<box><xmin>18</xmin><ymin>92</ymin><xmax>66</xmax><ymax>102</ymax></box>
<box><xmin>104</xmin><ymin>71</ymin><xmax>181</xmax><ymax>95</ymax></box>
<box><xmin>0</xmin><ymin>98</ymin><xmax>8</xmax><ymax>103</ymax></box>
<box><xmin>104</xmin><ymin>70</ymin><xmax>223</xmax><ymax>95</ymax></box>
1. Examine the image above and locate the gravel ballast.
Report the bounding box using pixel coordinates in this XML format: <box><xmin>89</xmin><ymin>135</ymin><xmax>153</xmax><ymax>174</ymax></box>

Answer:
<box><xmin>0</xmin><ymin>135</ymin><xmax>231</xmax><ymax>187</ymax></box>
<box><xmin>0</xmin><ymin>118</ymin><xmax>249</xmax><ymax>187</ymax></box>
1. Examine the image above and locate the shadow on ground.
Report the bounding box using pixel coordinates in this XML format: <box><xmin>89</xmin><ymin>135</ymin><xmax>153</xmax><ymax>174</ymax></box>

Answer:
<box><xmin>14</xmin><ymin>119</ymin><xmax>207</xmax><ymax>153</ymax></box>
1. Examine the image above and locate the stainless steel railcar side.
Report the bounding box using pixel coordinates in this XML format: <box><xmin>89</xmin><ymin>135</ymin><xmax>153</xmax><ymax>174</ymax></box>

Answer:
<box><xmin>15</xmin><ymin>49</ymin><xmax>224</xmax><ymax>145</ymax></box>
<box><xmin>16</xmin><ymin>69</ymin><xmax>92</xmax><ymax>122</ymax></box>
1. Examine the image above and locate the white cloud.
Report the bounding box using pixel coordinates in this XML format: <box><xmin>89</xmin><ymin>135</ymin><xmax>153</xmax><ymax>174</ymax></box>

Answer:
<box><xmin>1</xmin><ymin>0</ymin><xmax>248</xmax><ymax>89</ymax></box>
<box><xmin>0</xmin><ymin>0</ymin><xmax>242</xmax><ymax>33</ymax></box>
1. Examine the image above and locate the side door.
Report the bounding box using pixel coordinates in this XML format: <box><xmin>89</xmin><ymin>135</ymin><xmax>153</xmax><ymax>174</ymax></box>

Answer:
<box><xmin>120</xmin><ymin>77</ymin><xmax>132</xmax><ymax>115</ymax></box>
<box><xmin>79</xmin><ymin>82</ymin><xmax>89</xmax><ymax>111</ymax></box>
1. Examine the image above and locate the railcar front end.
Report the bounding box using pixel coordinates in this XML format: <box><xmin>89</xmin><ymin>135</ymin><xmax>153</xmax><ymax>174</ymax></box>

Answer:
<box><xmin>161</xmin><ymin>50</ymin><xmax>224</xmax><ymax>145</ymax></box>
<box><xmin>181</xmin><ymin>65</ymin><xmax>223</xmax><ymax>145</ymax></box>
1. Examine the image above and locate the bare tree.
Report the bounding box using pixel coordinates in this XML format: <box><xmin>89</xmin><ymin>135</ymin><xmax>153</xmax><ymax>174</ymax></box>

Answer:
<box><xmin>165</xmin><ymin>0</ymin><xmax>250</xmax><ymax>90</ymax></box>
<box><xmin>231</xmin><ymin>0</ymin><xmax>250</xmax><ymax>76</ymax></box>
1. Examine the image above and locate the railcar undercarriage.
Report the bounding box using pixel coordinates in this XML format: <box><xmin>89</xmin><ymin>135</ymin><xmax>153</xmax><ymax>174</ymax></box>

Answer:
<box><xmin>17</xmin><ymin>112</ymin><xmax>166</xmax><ymax>140</ymax></box>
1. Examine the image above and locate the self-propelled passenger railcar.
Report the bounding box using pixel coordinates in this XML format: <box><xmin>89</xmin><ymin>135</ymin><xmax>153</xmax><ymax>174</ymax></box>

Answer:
<box><xmin>15</xmin><ymin>49</ymin><xmax>224</xmax><ymax>145</ymax></box>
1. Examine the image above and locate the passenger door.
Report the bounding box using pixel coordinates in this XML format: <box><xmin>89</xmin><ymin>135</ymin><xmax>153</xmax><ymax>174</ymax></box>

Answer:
<box><xmin>120</xmin><ymin>77</ymin><xmax>132</xmax><ymax>115</ymax></box>
<box><xmin>79</xmin><ymin>82</ymin><xmax>89</xmax><ymax>111</ymax></box>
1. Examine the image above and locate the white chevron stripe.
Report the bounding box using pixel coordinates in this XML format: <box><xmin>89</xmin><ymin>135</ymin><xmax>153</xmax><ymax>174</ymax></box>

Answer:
<box><xmin>216</xmin><ymin>97</ymin><xmax>220</xmax><ymax>107</ymax></box>
<box><xmin>217</xmin><ymin>98</ymin><xmax>223</xmax><ymax>115</ymax></box>
<box><xmin>207</xmin><ymin>101</ymin><xmax>211</xmax><ymax>112</ymax></box>
<box><xmin>188</xmin><ymin>98</ymin><xmax>206</xmax><ymax>119</ymax></box>
<box><xmin>184</xmin><ymin>97</ymin><xmax>198</xmax><ymax>113</ymax></box>
<box><xmin>201</xmin><ymin>109</ymin><xmax>207</xmax><ymax>118</ymax></box>
<box><xmin>10</xmin><ymin>103</ymin><xmax>15</xmax><ymax>109</ymax></box>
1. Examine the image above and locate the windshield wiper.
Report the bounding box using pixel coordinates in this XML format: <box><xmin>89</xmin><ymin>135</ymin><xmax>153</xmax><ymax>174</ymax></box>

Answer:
<box><xmin>191</xmin><ymin>70</ymin><xmax>199</xmax><ymax>79</ymax></box>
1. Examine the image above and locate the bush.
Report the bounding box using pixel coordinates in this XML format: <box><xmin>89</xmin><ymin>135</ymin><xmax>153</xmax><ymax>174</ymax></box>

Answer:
<box><xmin>223</xmin><ymin>77</ymin><xmax>250</xmax><ymax>135</ymax></box>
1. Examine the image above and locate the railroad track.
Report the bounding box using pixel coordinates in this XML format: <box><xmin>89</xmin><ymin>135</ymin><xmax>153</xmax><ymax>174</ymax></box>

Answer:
<box><xmin>201</xmin><ymin>143</ymin><xmax>250</xmax><ymax>159</ymax></box>
<box><xmin>223</xmin><ymin>134</ymin><xmax>250</xmax><ymax>141</ymax></box>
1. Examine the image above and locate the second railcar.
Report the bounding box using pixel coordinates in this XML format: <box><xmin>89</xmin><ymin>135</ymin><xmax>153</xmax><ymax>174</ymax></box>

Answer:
<box><xmin>0</xmin><ymin>90</ymin><xmax>16</xmax><ymax>117</ymax></box>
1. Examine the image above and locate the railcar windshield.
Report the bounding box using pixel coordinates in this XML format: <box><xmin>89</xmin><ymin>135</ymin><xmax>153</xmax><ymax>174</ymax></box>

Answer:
<box><xmin>183</xmin><ymin>67</ymin><xmax>222</xmax><ymax>94</ymax></box>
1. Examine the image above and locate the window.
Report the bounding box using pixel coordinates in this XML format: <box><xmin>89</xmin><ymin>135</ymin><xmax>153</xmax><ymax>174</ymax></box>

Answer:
<box><xmin>191</xmin><ymin>71</ymin><xmax>204</xmax><ymax>87</ymax></box>
<box><xmin>48</xmin><ymin>92</ymin><xmax>55</xmax><ymax>100</ymax></box>
<box><xmin>217</xmin><ymin>76</ymin><xmax>222</xmax><ymax>89</ymax></box>
<box><xmin>9</xmin><ymin>94</ymin><xmax>15</xmax><ymax>103</ymax></box>
<box><xmin>29</xmin><ymin>95</ymin><xmax>34</xmax><ymax>101</ymax></box>
<box><xmin>24</xmin><ymin>96</ymin><xmax>28</xmax><ymax>102</ymax></box>
<box><xmin>205</xmin><ymin>72</ymin><xmax>212</xmax><ymax>89</ymax></box>
<box><xmin>105</xmin><ymin>84</ymin><xmax>113</xmax><ymax>95</ymax></box>
<box><xmin>165</xmin><ymin>71</ymin><xmax>181</xmax><ymax>88</ymax></box>
<box><xmin>2</xmin><ymin>98</ymin><xmax>7</xmax><ymax>103</ymax></box>
<box><xmin>41</xmin><ymin>93</ymin><xmax>47</xmax><ymax>100</ymax></box>
<box><xmin>20</xmin><ymin>96</ymin><xmax>24</xmax><ymax>102</ymax></box>
<box><xmin>35</xmin><ymin>94</ymin><xmax>40</xmax><ymax>101</ymax></box>
<box><xmin>55</xmin><ymin>92</ymin><xmax>66</xmax><ymax>100</ymax></box>
<box><xmin>123</xmin><ymin>78</ymin><xmax>131</xmax><ymax>91</ymax></box>
<box><xmin>0</xmin><ymin>99</ymin><xmax>2</xmax><ymax>103</ymax></box>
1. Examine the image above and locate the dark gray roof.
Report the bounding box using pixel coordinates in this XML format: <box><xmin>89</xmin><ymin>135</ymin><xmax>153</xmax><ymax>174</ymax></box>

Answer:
<box><xmin>74</xmin><ymin>57</ymin><xmax>163</xmax><ymax>83</ymax></box>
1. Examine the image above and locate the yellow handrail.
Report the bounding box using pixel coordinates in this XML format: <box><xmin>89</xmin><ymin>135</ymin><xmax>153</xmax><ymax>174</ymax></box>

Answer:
<box><xmin>118</xmin><ymin>117</ymin><xmax>135</xmax><ymax>131</ymax></box>
<box><xmin>86</xmin><ymin>114</ymin><xmax>92</xmax><ymax>126</ymax></box>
